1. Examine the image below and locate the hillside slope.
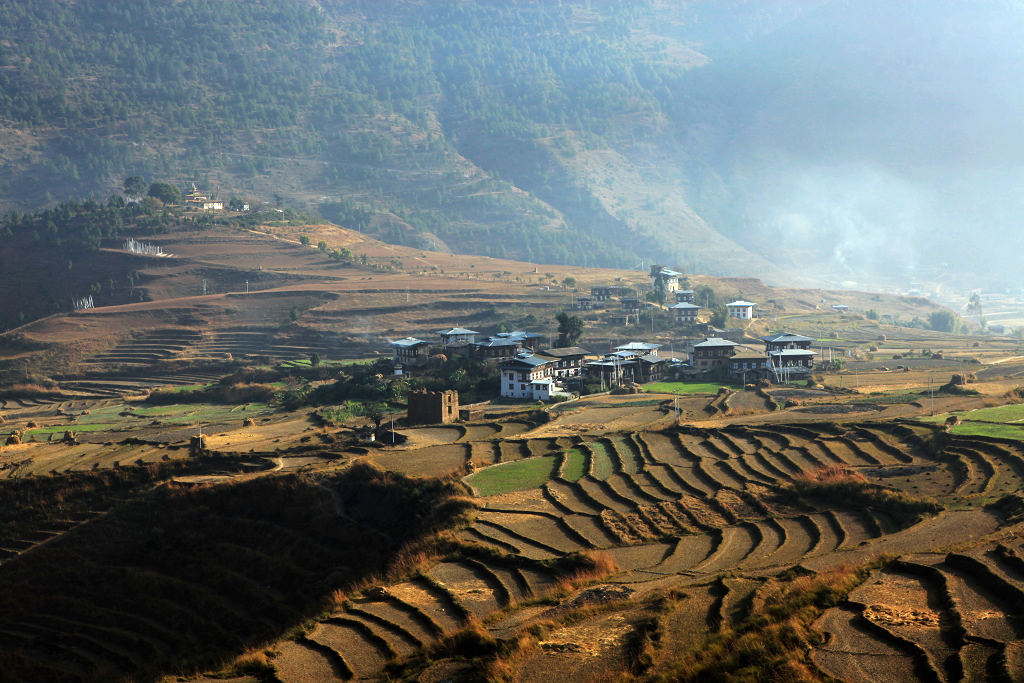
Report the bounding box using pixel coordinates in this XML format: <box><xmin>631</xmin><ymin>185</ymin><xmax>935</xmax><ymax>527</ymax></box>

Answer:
<box><xmin>1</xmin><ymin>1</ymin><xmax>1021</xmax><ymax>288</ymax></box>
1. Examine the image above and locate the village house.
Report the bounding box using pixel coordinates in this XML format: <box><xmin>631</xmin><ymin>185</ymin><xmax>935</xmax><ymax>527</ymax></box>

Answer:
<box><xmin>726</xmin><ymin>300</ymin><xmax>756</xmax><ymax>320</ymax></box>
<box><xmin>690</xmin><ymin>337</ymin><xmax>738</xmax><ymax>374</ymax></box>
<box><xmin>493</xmin><ymin>331</ymin><xmax>544</xmax><ymax>351</ymax></box>
<box><xmin>498</xmin><ymin>353</ymin><xmax>567</xmax><ymax>401</ymax></box>
<box><xmin>591</xmin><ymin>285</ymin><xmax>628</xmax><ymax>301</ymax></box>
<box><xmin>650</xmin><ymin>266</ymin><xmax>682</xmax><ymax>294</ymax></box>
<box><xmin>389</xmin><ymin>337</ymin><xmax>431</xmax><ymax>369</ymax></box>
<box><xmin>768</xmin><ymin>348</ymin><xmax>817</xmax><ymax>375</ymax></box>
<box><xmin>573</xmin><ymin>295</ymin><xmax>595</xmax><ymax>310</ymax></box>
<box><xmin>540</xmin><ymin>346</ymin><xmax>591</xmax><ymax>378</ymax></box>
<box><xmin>675</xmin><ymin>289</ymin><xmax>695</xmax><ymax>304</ymax></box>
<box><xmin>729</xmin><ymin>354</ymin><xmax>771</xmax><ymax>380</ymax></box>
<box><xmin>453</xmin><ymin>330</ymin><xmax>544</xmax><ymax>360</ymax></box>
<box><xmin>831</xmin><ymin>304</ymin><xmax>849</xmax><ymax>312</ymax></box>
<box><xmin>608</xmin><ymin>313</ymin><xmax>634</xmax><ymax>326</ymax></box>
<box><xmin>470</xmin><ymin>336</ymin><xmax>523</xmax><ymax>360</ymax></box>
<box><xmin>437</xmin><ymin>327</ymin><xmax>479</xmax><ymax>346</ymax></box>
<box><xmin>669</xmin><ymin>301</ymin><xmax>700</xmax><ymax>325</ymax></box>
<box><xmin>762</xmin><ymin>333</ymin><xmax>817</xmax><ymax>373</ymax></box>
<box><xmin>585</xmin><ymin>348</ymin><xmax>670</xmax><ymax>384</ymax></box>
<box><xmin>615</xmin><ymin>342</ymin><xmax>661</xmax><ymax>356</ymax></box>
<box><xmin>761</xmin><ymin>332</ymin><xmax>814</xmax><ymax>353</ymax></box>
<box><xmin>621</xmin><ymin>297</ymin><xmax>643</xmax><ymax>314</ymax></box>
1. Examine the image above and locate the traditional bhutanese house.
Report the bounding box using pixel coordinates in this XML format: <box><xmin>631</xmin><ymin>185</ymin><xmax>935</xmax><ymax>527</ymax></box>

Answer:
<box><xmin>591</xmin><ymin>285</ymin><xmax>627</xmax><ymax>301</ymax></box>
<box><xmin>675</xmin><ymin>289</ymin><xmax>695</xmax><ymax>304</ymax></box>
<box><xmin>768</xmin><ymin>348</ymin><xmax>817</xmax><ymax>372</ymax></box>
<box><xmin>621</xmin><ymin>297</ymin><xmax>643</xmax><ymax>313</ymax></box>
<box><xmin>650</xmin><ymin>266</ymin><xmax>682</xmax><ymax>294</ymax></box>
<box><xmin>573</xmin><ymin>295</ymin><xmax>595</xmax><ymax>310</ymax></box>
<box><xmin>437</xmin><ymin>327</ymin><xmax>479</xmax><ymax>346</ymax></box>
<box><xmin>471</xmin><ymin>336</ymin><xmax>523</xmax><ymax>360</ymax></box>
<box><xmin>499</xmin><ymin>353</ymin><xmax>565</xmax><ymax>400</ymax></box>
<box><xmin>729</xmin><ymin>354</ymin><xmax>771</xmax><ymax>378</ymax></box>
<box><xmin>539</xmin><ymin>346</ymin><xmax>591</xmax><ymax>378</ymax></box>
<box><xmin>584</xmin><ymin>351</ymin><xmax>670</xmax><ymax>383</ymax></box>
<box><xmin>761</xmin><ymin>332</ymin><xmax>814</xmax><ymax>353</ymax></box>
<box><xmin>690</xmin><ymin>337</ymin><xmax>738</xmax><ymax>373</ymax></box>
<box><xmin>608</xmin><ymin>313</ymin><xmax>633</xmax><ymax>326</ymax></box>
<box><xmin>390</xmin><ymin>337</ymin><xmax>431</xmax><ymax>368</ymax></box>
<box><xmin>831</xmin><ymin>304</ymin><xmax>849</xmax><ymax>312</ymax></box>
<box><xmin>493</xmin><ymin>331</ymin><xmax>544</xmax><ymax>351</ymax></box>
<box><xmin>726</xmin><ymin>300</ymin><xmax>756</xmax><ymax>320</ymax></box>
<box><xmin>634</xmin><ymin>353</ymin><xmax>671</xmax><ymax>381</ymax></box>
<box><xmin>615</xmin><ymin>342</ymin><xmax>661</xmax><ymax>356</ymax></box>
<box><xmin>669</xmin><ymin>301</ymin><xmax>700</xmax><ymax>325</ymax></box>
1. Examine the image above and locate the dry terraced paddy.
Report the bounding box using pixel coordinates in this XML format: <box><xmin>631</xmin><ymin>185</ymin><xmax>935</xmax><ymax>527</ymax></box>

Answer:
<box><xmin>254</xmin><ymin>420</ymin><xmax>1024</xmax><ymax>681</ymax></box>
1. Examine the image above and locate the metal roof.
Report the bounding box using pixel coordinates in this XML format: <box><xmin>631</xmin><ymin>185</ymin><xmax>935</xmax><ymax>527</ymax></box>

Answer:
<box><xmin>495</xmin><ymin>330</ymin><xmax>542</xmax><ymax>340</ymax></box>
<box><xmin>726</xmin><ymin>300</ymin><xmax>756</xmax><ymax>307</ymax></box>
<box><xmin>693</xmin><ymin>337</ymin><xmax>738</xmax><ymax>348</ymax></box>
<box><xmin>390</xmin><ymin>337</ymin><xmax>429</xmax><ymax>348</ymax></box>
<box><xmin>654</xmin><ymin>268</ymin><xmax>682</xmax><ymax>277</ymax></box>
<box><xmin>769</xmin><ymin>349</ymin><xmax>817</xmax><ymax>357</ymax></box>
<box><xmin>669</xmin><ymin>302</ymin><xmax>700</xmax><ymax>309</ymax></box>
<box><xmin>500</xmin><ymin>354</ymin><xmax>555</xmax><ymax>369</ymax></box>
<box><xmin>615</xmin><ymin>342</ymin><xmax>662</xmax><ymax>351</ymax></box>
<box><xmin>540</xmin><ymin>346</ymin><xmax>591</xmax><ymax>357</ymax></box>
<box><xmin>437</xmin><ymin>327</ymin><xmax>479</xmax><ymax>336</ymax></box>
<box><xmin>761</xmin><ymin>333</ymin><xmax>814</xmax><ymax>343</ymax></box>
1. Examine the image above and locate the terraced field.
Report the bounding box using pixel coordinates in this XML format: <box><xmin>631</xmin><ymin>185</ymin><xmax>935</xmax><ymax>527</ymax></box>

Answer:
<box><xmin>814</xmin><ymin>545</ymin><xmax>1024</xmax><ymax>682</ymax></box>
<box><xmin>252</xmin><ymin>420</ymin><xmax>1024</xmax><ymax>681</ymax></box>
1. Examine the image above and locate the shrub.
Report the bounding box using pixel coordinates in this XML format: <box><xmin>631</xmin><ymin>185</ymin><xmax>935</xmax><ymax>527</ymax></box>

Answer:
<box><xmin>788</xmin><ymin>466</ymin><xmax>940</xmax><ymax>527</ymax></box>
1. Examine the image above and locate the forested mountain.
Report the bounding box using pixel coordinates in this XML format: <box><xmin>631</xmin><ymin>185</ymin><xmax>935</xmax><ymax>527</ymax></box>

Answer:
<box><xmin>1</xmin><ymin>1</ymin><xmax>1020</xmax><ymax>288</ymax></box>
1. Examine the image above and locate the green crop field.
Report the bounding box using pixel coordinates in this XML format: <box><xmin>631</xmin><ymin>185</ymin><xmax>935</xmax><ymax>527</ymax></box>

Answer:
<box><xmin>643</xmin><ymin>382</ymin><xmax>740</xmax><ymax>394</ymax></box>
<box><xmin>954</xmin><ymin>403</ymin><xmax>1024</xmax><ymax>423</ymax></box>
<box><xmin>949</xmin><ymin>422</ymin><xmax>1024</xmax><ymax>440</ymax></box>
<box><xmin>588</xmin><ymin>442</ymin><xmax>614</xmax><ymax>480</ymax></box>
<box><xmin>562</xmin><ymin>449</ymin><xmax>586</xmax><ymax>482</ymax></box>
<box><xmin>465</xmin><ymin>455</ymin><xmax>559</xmax><ymax>496</ymax></box>
<box><xmin>27</xmin><ymin>423</ymin><xmax>117</xmax><ymax>435</ymax></box>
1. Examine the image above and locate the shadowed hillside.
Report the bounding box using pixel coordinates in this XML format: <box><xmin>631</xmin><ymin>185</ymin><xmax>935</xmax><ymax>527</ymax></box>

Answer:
<box><xmin>0</xmin><ymin>463</ymin><xmax>470</xmax><ymax>682</ymax></box>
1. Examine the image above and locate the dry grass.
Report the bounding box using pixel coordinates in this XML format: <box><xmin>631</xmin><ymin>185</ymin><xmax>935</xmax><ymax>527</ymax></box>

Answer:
<box><xmin>788</xmin><ymin>464</ymin><xmax>940</xmax><ymax>527</ymax></box>
<box><xmin>655</xmin><ymin>564</ymin><xmax>877</xmax><ymax>682</ymax></box>
<box><xmin>792</xmin><ymin>464</ymin><xmax>867</xmax><ymax>486</ymax></box>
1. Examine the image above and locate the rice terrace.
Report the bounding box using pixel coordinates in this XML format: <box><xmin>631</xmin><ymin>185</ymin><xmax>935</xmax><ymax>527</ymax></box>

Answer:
<box><xmin>0</xmin><ymin>201</ymin><xmax>1021</xmax><ymax>683</ymax></box>
<box><xmin>2</xmin><ymin>3</ymin><xmax>1024</xmax><ymax>680</ymax></box>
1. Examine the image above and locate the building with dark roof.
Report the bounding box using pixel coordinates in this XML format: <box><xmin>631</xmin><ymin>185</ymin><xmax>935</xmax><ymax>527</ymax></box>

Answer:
<box><xmin>389</xmin><ymin>337</ymin><xmax>431</xmax><ymax>368</ymax></box>
<box><xmin>437</xmin><ymin>327</ymin><xmax>479</xmax><ymax>346</ymax></box>
<box><xmin>690</xmin><ymin>337</ymin><xmax>738</xmax><ymax>373</ymax></box>
<box><xmin>669</xmin><ymin>301</ymin><xmax>700</xmax><ymax>325</ymax></box>
<box><xmin>540</xmin><ymin>346</ymin><xmax>592</xmax><ymax>378</ymax></box>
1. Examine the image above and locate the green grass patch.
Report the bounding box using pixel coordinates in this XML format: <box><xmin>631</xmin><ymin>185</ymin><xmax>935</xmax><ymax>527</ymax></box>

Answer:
<box><xmin>26</xmin><ymin>423</ymin><xmax>117</xmax><ymax>435</ymax></box>
<box><xmin>949</xmin><ymin>422</ymin><xmax>1024</xmax><ymax>440</ymax></box>
<box><xmin>562</xmin><ymin>449</ymin><xmax>586</xmax><ymax>482</ymax></box>
<box><xmin>952</xmin><ymin>403</ymin><xmax>1024</xmax><ymax>424</ymax></box>
<box><xmin>465</xmin><ymin>456</ymin><xmax>558</xmax><ymax>496</ymax></box>
<box><xmin>643</xmin><ymin>381</ymin><xmax>740</xmax><ymax>394</ymax></box>
<box><xmin>130</xmin><ymin>403</ymin><xmax>269</xmax><ymax>424</ymax></box>
<box><xmin>167</xmin><ymin>383</ymin><xmax>212</xmax><ymax>393</ymax></box>
<box><xmin>851</xmin><ymin>390</ymin><xmax>923</xmax><ymax>405</ymax></box>
<box><xmin>588</xmin><ymin>442</ymin><xmax>614</xmax><ymax>480</ymax></box>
